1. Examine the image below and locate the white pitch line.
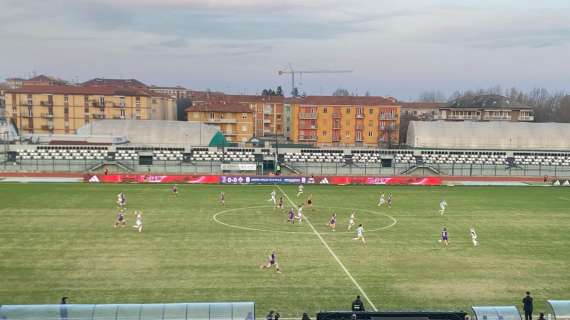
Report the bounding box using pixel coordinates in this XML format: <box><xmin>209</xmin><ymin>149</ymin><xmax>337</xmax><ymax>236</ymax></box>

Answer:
<box><xmin>276</xmin><ymin>185</ymin><xmax>378</xmax><ymax>312</ymax></box>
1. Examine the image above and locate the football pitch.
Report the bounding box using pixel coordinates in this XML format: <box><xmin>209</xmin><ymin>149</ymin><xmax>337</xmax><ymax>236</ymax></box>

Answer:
<box><xmin>1</xmin><ymin>183</ymin><xmax>569</xmax><ymax>317</ymax></box>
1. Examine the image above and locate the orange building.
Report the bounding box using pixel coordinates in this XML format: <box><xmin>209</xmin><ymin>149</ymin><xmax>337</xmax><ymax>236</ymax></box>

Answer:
<box><xmin>186</xmin><ymin>102</ymin><xmax>254</xmax><ymax>143</ymax></box>
<box><xmin>288</xmin><ymin>96</ymin><xmax>400</xmax><ymax>147</ymax></box>
<box><xmin>191</xmin><ymin>92</ymin><xmax>284</xmax><ymax>138</ymax></box>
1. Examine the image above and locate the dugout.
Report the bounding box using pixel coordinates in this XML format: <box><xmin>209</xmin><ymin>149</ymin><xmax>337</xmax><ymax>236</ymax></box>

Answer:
<box><xmin>317</xmin><ymin>311</ymin><xmax>467</xmax><ymax>320</ymax></box>
<box><xmin>547</xmin><ymin>301</ymin><xmax>570</xmax><ymax>320</ymax></box>
<box><xmin>0</xmin><ymin>302</ymin><xmax>254</xmax><ymax>320</ymax></box>
<box><xmin>472</xmin><ymin>306</ymin><xmax>521</xmax><ymax>320</ymax></box>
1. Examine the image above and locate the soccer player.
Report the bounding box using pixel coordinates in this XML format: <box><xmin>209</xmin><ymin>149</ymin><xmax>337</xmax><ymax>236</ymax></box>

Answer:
<box><xmin>277</xmin><ymin>196</ymin><xmax>284</xmax><ymax>210</ymax></box>
<box><xmin>287</xmin><ymin>208</ymin><xmax>296</xmax><ymax>224</ymax></box>
<box><xmin>117</xmin><ymin>192</ymin><xmax>126</xmax><ymax>208</ymax></box>
<box><xmin>307</xmin><ymin>194</ymin><xmax>313</xmax><ymax>208</ymax></box>
<box><xmin>219</xmin><ymin>192</ymin><xmax>225</xmax><ymax>206</ymax></box>
<box><xmin>387</xmin><ymin>193</ymin><xmax>393</xmax><ymax>208</ymax></box>
<box><xmin>297</xmin><ymin>205</ymin><xmax>304</xmax><ymax>224</ymax></box>
<box><xmin>268</xmin><ymin>190</ymin><xmax>277</xmax><ymax>205</ymax></box>
<box><xmin>440</xmin><ymin>226</ymin><xmax>449</xmax><ymax>247</ymax></box>
<box><xmin>378</xmin><ymin>193</ymin><xmax>386</xmax><ymax>207</ymax></box>
<box><xmin>439</xmin><ymin>199</ymin><xmax>448</xmax><ymax>215</ymax></box>
<box><xmin>132</xmin><ymin>210</ymin><xmax>143</xmax><ymax>233</ymax></box>
<box><xmin>327</xmin><ymin>213</ymin><xmax>337</xmax><ymax>231</ymax></box>
<box><xmin>296</xmin><ymin>184</ymin><xmax>304</xmax><ymax>197</ymax></box>
<box><xmin>353</xmin><ymin>224</ymin><xmax>366</xmax><ymax>244</ymax></box>
<box><xmin>260</xmin><ymin>250</ymin><xmax>281</xmax><ymax>273</ymax></box>
<box><xmin>347</xmin><ymin>210</ymin><xmax>356</xmax><ymax>230</ymax></box>
<box><xmin>171</xmin><ymin>184</ymin><xmax>178</xmax><ymax>196</ymax></box>
<box><xmin>114</xmin><ymin>210</ymin><xmax>126</xmax><ymax>228</ymax></box>
<box><xmin>469</xmin><ymin>226</ymin><xmax>479</xmax><ymax>246</ymax></box>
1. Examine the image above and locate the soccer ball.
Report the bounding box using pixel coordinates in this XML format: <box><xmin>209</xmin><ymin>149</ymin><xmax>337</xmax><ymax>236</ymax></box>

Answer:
<box><xmin>438</xmin><ymin>239</ymin><xmax>442</xmax><ymax>243</ymax></box>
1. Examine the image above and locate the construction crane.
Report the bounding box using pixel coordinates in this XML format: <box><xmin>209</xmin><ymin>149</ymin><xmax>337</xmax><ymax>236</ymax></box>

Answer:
<box><xmin>277</xmin><ymin>64</ymin><xmax>352</xmax><ymax>96</ymax></box>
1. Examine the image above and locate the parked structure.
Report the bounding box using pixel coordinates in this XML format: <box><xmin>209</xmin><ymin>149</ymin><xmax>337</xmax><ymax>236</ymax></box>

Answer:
<box><xmin>186</xmin><ymin>101</ymin><xmax>254</xmax><ymax>143</ymax></box>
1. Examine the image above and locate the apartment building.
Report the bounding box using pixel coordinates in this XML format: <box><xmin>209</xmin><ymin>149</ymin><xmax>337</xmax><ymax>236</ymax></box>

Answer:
<box><xmin>191</xmin><ymin>92</ymin><xmax>284</xmax><ymax>138</ymax></box>
<box><xmin>4</xmin><ymin>85</ymin><xmax>175</xmax><ymax>135</ymax></box>
<box><xmin>288</xmin><ymin>96</ymin><xmax>401</xmax><ymax>147</ymax></box>
<box><xmin>400</xmin><ymin>102</ymin><xmax>442</xmax><ymax>120</ymax></box>
<box><xmin>186</xmin><ymin>102</ymin><xmax>254</xmax><ymax>143</ymax></box>
<box><xmin>149</xmin><ymin>85</ymin><xmax>192</xmax><ymax>99</ymax></box>
<box><xmin>439</xmin><ymin>95</ymin><xmax>534</xmax><ymax>122</ymax></box>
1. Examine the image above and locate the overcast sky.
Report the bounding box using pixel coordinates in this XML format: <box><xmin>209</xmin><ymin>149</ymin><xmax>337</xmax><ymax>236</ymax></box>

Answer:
<box><xmin>1</xmin><ymin>0</ymin><xmax>569</xmax><ymax>100</ymax></box>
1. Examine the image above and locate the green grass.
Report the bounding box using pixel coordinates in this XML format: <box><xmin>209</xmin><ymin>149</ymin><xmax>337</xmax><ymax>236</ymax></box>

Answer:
<box><xmin>0</xmin><ymin>183</ymin><xmax>569</xmax><ymax>317</ymax></box>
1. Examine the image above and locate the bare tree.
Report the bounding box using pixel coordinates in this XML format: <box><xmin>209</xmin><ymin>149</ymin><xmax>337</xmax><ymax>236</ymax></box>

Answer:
<box><xmin>418</xmin><ymin>90</ymin><xmax>446</xmax><ymax>102</ymax></box>
<box><xmin>332</xmin><ymin>88</ymin><xmax>350</xmax><ymax>96</ymax></box>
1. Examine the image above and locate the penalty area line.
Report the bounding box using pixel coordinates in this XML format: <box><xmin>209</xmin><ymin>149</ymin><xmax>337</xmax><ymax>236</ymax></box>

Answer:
<box><xmin>275</xmin><ymin>185</ymin><xmax>378</xmax><ymax>312</ymax></box>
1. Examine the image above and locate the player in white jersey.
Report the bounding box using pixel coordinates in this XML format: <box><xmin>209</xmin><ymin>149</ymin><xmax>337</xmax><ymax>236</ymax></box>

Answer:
<box><xmin>117</xmin><ymin>192</ymin><xmax>126</xmax><ymax>208</ymax></box>
<box><xmin>268</xmin><ymin>190</ymin><xmax>277</xmax><ymax>205</ymax></box>
<box><xmin>439</xmin><ymin>199</ymin><xmax>448</xmax><ymax>215</ymax></box>
<box><xmin>378</xmin><ymin>193</ymin><xmax>386</xmax><ymax>207</ymax></box>
<box><xmin>353</xmin><ymin>224</ymin><xmax>366</xmax><ymax>244</ymax></box>
<box><xmin>469</xmin><ymin>227</ymin><xmax>479</xmax><ymax>246</ymax></box>
<box><xmin>132</xmin><ymin>210</ymin><xmax>143</xmax><ymax>233</ymax></box>
<box><xmin>296</xmin><ymin>185</ymin><xmax>304</xmax><ymax>197</ymax></box>
<box><xmin>347</xmin><ymin>211</ymin><xmax>356</xmax><ymax>230</ymax></box>
<box><xmin>297</xmin><ymin>205</ymin><xmax>304</xmax><ymax>224</ymax></box>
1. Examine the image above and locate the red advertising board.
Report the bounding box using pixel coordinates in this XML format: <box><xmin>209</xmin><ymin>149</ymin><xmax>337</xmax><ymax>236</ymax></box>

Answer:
<box><xmin>85</xmin><ymin>174</ymin><xmax>220</xmax><ymax>184</ymax></box>
<box><xmin>313</xmin><ymin>176</ymin><xmax>442</xmax><ymax>185</ymax></box>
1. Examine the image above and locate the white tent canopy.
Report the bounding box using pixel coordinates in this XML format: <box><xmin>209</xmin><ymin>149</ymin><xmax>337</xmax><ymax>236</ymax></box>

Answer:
<box><xmin>77</xmin><ymin>120</ymin><xmax>222</xmax><ymax>146</ymax></box>
<box><xmin>407</xmin><ymin>121</ymin><xmax>570</xmax><ymax>150</ymax></box>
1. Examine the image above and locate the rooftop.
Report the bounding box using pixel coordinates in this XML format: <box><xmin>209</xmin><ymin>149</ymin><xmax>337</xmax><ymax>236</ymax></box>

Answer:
<box><xmin>445</xmin><ymin>95</ymin><xmax>532</xmax><ymax>110</ymax></box>
<box><xmin>400</xmin><ymin>102</ymin><xmax>443</xmax><ymax>109</ymax></box>
<box><xmin>5</xmin><ymin>84</ymin><xmax>154</xmax><ymax>96</ymax></box>
<box><xmin>285</xmin><ymin>95</ymin><xmax>399</xmax><ymax>106</ymax></box>
<box><xmin>186</xmin><ymin>102</ymin><xmax>252</xmax><ymax>113</ymax></box>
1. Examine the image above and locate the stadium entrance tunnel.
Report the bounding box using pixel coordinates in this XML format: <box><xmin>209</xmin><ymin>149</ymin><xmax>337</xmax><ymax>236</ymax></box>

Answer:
<box><xmin>0</xmin><ymin>302</ymin><xmax>255</xmax><ymax>320</ymax></box>
<box><xmin>472</xmin><ymin>306</ymin><xmax>521</xmax><ymax>320</ymax></box>
<box><xmin>317</xmin><ymin>311</ymin><xmax>467</xmax><ymax>320</ymax></box>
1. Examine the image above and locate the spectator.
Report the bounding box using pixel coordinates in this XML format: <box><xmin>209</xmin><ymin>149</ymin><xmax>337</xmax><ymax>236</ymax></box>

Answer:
<box><xmin>104</xmin><ymin>168</ymin><xmax>109</xmax><ymax>175</ymax></box>
<box><xmin>60</xmin><ymin>297</ymin><xmax>69</xmax><ymax>320</ymax></box>
<box><xmin>351</xmin><ymin>295</ymin><xmax>365</xmax><ymax>312</ymax></box>
<box><xmin>266</xmin><ymin>310</ymin><xmax>275</xmax><ymax>320</ymax></box>
<box><xmin>537</xmin><ymin>313</ymin><xmax>545</xmax><ymax>320</ymax></box>
<box><xmin>274</xmin><ymin>312</ymin><xmax>280</xmax><ymax>320</ymax></box>
<box><xmin>523</xmin><ymin>291</ymin><xmax>534</xmax><ymax>320</ymax></box>
<box><xmin>302</xmin><ymin>313</ymin><xmax>311</xmax><ymax>320</ymax></box>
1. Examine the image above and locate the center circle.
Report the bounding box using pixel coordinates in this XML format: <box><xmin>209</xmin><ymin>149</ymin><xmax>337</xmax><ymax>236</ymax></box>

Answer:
<box><xmin>212</xmin><ymin>205</ymin><xmax>397</xmax><ymax>234</ymax></box>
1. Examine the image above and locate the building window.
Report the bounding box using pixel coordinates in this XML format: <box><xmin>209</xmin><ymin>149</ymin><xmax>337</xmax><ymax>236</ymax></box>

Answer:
<box><xmin>346</xmin><ymin>108</ymin><xmax>351</xmax><ymax>114</ymax></box>
<box><xmin>27</xmin><ymin>94</ymin><xmax>32</xmax><ymax>105</ymax></box>
<box><xmin>209</xmin><ymin>112</ymin><xmax>214</xmax><ymax>119</ymax></box>
<box><xmin>135</xmin><ymin>97</ymin><xmax>140</xmax><ymax>106</ymax></box>
<box><xmin>368</xmin><ymin>131</ymin><xmax>373</xmax><ymax>137</ymax></box>
<box><xmin>119</xmin><ymin>96</ymin><xmax>125</xmax><ymax>107</ymax></box>
<box><xmin>64</xmin><ymin>95</ymin><xmax>69</xmax><ymax>104</ymax></box>
<box><xmin>99</xmin><ymin>96</ymin><xmax>105</xmax><ymax>107</ymax></box>
<box><xmin>152</xmin><ymin>98</ymin><xmax>157</xmax><ymax>104</ymax></box>
<box><xmin>369</xmin><ymin>108</ymin><xmax>374</xmax><ymax>114</ymax></box>
<box><xmin>322</xmin><ymin>130</ymin><xmax>327</xmax><ymax>136</ymax></box>
<box><xmin>345</xmin><ymin>131</ymin><xmax>350</xmax><ymax>137</ymax></box>
<box><xmin>220</xmin><ymin>113</ymin><xmax>224</xmax><ymax>119</ymax></box>
<box><xmin>242</xmin><ymin>113</ymin><xmax>248</xmax><ymax>119</ymax></box>
<box><xmin>323</xmin><ymin>107</ymin><xmax>328</xmax><ymax>113</ymax></box>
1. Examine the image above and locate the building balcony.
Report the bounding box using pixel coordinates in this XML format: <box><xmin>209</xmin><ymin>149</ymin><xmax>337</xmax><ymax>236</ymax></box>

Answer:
<box><xmin>113</xmin><ymin>103</ymin><xmax>126</xmax><ymax>108</ymax></box>
<box><xmin>40</xmin><ymin>113</ymin><xmax>54</xmax><ymax>119</ymax></box>
<box><xmin>40</xmin><ymin>125</ymin><xmax>54</xmax><ymax>131</ymax></box>
<box><xmin>263</xmin><ymin>119</ymin><xmax>271</xmax><ymax>123</ymax></box>
<box><xmin>518</xmin><ymin>115</ymin><xmax>535</xmax><ymax>121</ymax></box>
<box><xmin>298</xmin><ymin>136</ymin><xmax>317</xmax><ymax>141</ymax></box>
<box><xmin>356</xmin><ymin>114</ymin><xmax>364</xmax><ymax>119</ymax></box>
<box><xmin>481</xmin><ymin>116</ymin><xmax>510</xmax><ymax>121</ymax></box>
<box><xmin>299</xmin><ymin>125</ymin><xmax>317</xmax><ymax>130</ymax></box>
<box><xmin>22</xmin><ymin>113</ymin><xmax>33</xmax><ymax>118</ymax></box>
<box><xmin>40</xmin><ymin>101</ymin><xmax>53</xmax><ymax>107</ymax></box>
<box><xmin>92</xmin><ymin>114</ymin><xmax>106</xmax><ymax>119</ymax></box>
<box><xmin>299</xmin><ymin>113</ymin><xmax>317</xmax><ymax>119</ymax></box>
<box><xmin>332</xmin><ymin>112</ymin><xmax>341</xmax><ymax>118</ymax></box>
<box><xmin>112</xmin><ymin>115</ymin><xmax>126</xmax><ymax>119</ymax></box>
<box><xmin>355</xmin><ymin>124</ymin><xmax>364</xmax><ymax>130</ymax></box>
<box><xmin>205</xmin><ymin>118</ymin><xmax>237</xmax><ymax>124</ymax></box>
<box><xmin>380</xmin><ymin>115</ymin><xmax>398</xmax><ymax>120</ymax></box>
<box><xmin>332</xmin><ymin>125</ymin><xmax>341</xmax><ymax>129</ymax></box>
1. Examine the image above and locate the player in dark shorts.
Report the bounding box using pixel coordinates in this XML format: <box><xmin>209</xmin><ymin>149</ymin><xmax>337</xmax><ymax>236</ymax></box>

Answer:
<box><xmin>440</xmin><ymin>226</ymin><xmax>449</xmax><ymax>247</ymax></box>
<box><xmin>171</xmin><ymin>184</ymin><xmax>178</xmax><ymax>196</ymax></box>
<box><xmin>327</xmin><ymin>213</ymin><xmax>337</xmax><ymax>231</ymax></box>
<box><xmin>260</xmin><ymin>250</ymin><xmax>281</xmax><ymax>273</ymax></box>
<box><xmin>387</xmin><ymin>193</ymin><xmax>393</xmax><ymax>208</ymax></box>
<box><xmin>277</xmin><ymin>196</ymin><xmax>284</xmax><ymax>210</ymax></box>
<box><xmin>287</xmin><ymin>208</ymin><xmax>295</xmax><ymax>224</ymax></box>
<box><xmin>114</xmin><ymin>210</ymin><xmax>126</xmax><ymax>228</ymax></box>
<box><xmin>307</xmin><ymin>194</ymin><xmax>313</xmax><ymax>208</ymax></box>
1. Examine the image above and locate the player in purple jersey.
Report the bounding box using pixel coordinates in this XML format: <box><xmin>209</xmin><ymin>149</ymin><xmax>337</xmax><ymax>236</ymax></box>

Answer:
<box><xmin>219</xmin><ymin>192</ymin><xmax>225</xmax><ymax>206</ymax></box>
<box><xmin>327</xmin><ymin>213</ymin><xmax>337</xmax><ymax>231</ymax></box>
<box><xmin>114</xmin><ymin>210</ymin><xmax>126</xmax><ymax>228</ymax></box>
<box><xmin>288</xmin><ymin>208</ymin><xmax>295</xmax><ymax>224</ymax></box>
<box><xmin>260</xmin><ymin>250</ymin><xmax>281</xmax><ymax>273</ymax></box>
<box><xmin>440</xmin><ymin>226</ymin><xmax>449</xmax><ymax>247</ymax></box>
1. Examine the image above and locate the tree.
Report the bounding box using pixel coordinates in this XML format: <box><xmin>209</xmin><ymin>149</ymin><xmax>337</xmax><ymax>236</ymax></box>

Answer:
<box><xmin>276</xmin><ymin>86</ymin><xmax>283</xmax><ymax>96</ymax></box>
<box><xmin>291</xmin><ymin>87</ymin><xmax>299</xmax><ymax>97</ymax></box>
<box><xmin>332</xmin><ymin>88</ymin><xmax>350</xmax><ymax>96</ymax></box>
<box><xmin>418</xmin><ymin>90</ymin><xmax>446</xmax><ymax>102</ymax></box>
<box><xmin>176</xmin><ymin>97</ymin><xmax>191</xmax><ymax>121</ymax></box>
<box><xmin>398</xmin><ymin>112</ymin><xmax>419</xmax><ymax>145</ymax></box>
